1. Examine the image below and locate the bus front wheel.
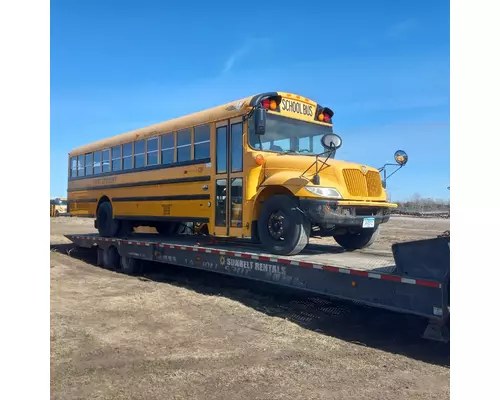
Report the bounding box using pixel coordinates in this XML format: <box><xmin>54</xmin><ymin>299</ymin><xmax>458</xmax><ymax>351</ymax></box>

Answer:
<box><xmin>96</xmin><ymin>201</ymin><xmax>120</xmax><ymax>237</ymax></box>
<box><xmin>257</xmin><ymin>195</ymin><xmax>310</xmax><ymax>256</ymax></box>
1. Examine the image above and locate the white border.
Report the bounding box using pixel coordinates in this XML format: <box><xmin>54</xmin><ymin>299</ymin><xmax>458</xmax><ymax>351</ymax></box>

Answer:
<box><xmin>452</xmin><ymin>0</ymin><xmax>500</xmax><ymax>398</ymax></box>
<box><xmin>0</xmin><ymin>0</ymin><xmax>49</xmax><ymax>398</ymax></box>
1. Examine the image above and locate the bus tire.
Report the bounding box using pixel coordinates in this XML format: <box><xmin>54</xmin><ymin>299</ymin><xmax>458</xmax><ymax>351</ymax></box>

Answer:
<box><xmin>257</xmin><ymin>195</ymin><xmax>310</xmax><ymax>256</ymax></box>
<box><xmin>119</xmin><ymin>255</ymin><xmax>142</xmax><ymax>275</ymax></box>
<box><xmin>97</xmin><ymin>201</ymin><xmax>120</xmax><ymax>237</ymax></box>
<box><xmin>333</xmin><ymin>225</ymin><xmax>381</xmax><ymax>251</ymax></box>
<box><xmin>102</xmin><ymin>246</ymin><xmax>120</xmax><ymax>269</ymax></box>
<box><xmin>157</xmin><ymin>222</ymin><xmax>179</xmax><ymax>236</ymax></box>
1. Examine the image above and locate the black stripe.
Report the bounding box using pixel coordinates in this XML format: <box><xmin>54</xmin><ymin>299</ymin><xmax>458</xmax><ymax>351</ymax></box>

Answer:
<box><xmin>70</xmin><ymin>198</ymin><xmax>98</xmax><ymax>203</ymax></box>
<box><xmin>68</xmin><ymin>175</ymin><xmax>211</xmax><ymax>193</ymax></box>
<box><xmin>115</xmin><ymin>215</ymin><xmax>209</xmax><ymax>223</ymax></box>
<box><xmin>68</xmin><ymin>158</ymin><xmax>211</xmax><ymax>182</ymax></box>
<box><xmin>112</xmin><ymin>194</ymin><xmax>210</xmax><ymax>202</ymax></box>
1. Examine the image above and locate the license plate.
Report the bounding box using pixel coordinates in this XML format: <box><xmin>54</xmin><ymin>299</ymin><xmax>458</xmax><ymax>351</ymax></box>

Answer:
<box><xmin>362</xmin><ymin>217</ymin><xmax>375</xmax><ymax>228</ymax></box>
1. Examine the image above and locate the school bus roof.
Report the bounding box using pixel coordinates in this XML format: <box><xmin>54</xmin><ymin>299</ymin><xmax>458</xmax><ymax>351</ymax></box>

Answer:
<box><xmin>68</xmin><ymin>92</ymin><xmax>319</xmax><ymax>157</ymax></box>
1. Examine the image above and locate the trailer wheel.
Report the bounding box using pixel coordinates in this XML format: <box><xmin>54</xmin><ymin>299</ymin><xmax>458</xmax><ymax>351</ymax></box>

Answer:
<box><xmin>257</xmin><ymin>195</ymin><xmax>310</xmax><ymax>256</ymax></box>
<box><xmin>97</xmin><ymin>247</ymin><xmax>104</xmax><ymax>267</ymax></box>
<box><xmin>96</xmin><ymin>201</ymin><xmax>120</xmax><ymax>237</ymax></box>
<box><xmin>102</xmin><ymin>246</ymin><xmax>120</xmax><ymax>269</ymax></box>
<box><xmin>333</xmin><ymin>225</ymin><xmax>381</xmax><ymax>251</ymax></box>
<box><xmin>156</xmin><ymin>222</ymin><xmax>180</xmax><ymax>236</ymax></box>
<box><xmin>119</xmin><ymin>255</ymin><xmax>142</xmax><ymax>275</ymax></box>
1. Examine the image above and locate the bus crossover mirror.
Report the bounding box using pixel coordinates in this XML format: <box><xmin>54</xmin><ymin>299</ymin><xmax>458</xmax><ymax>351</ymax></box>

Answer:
<box><xmin>254</xmin><ymin>108</ymin><xmax>267</xmax><ymax>135</ymax></box>
<box><xmin>321</xmin><ymin>133</ymin><xmax>342</xmax><ymax>150</ymax></box>
<box><xmin>394</xmin><ymin>150</ymin><xmax>408</xmax><ymax>166</ymax></box>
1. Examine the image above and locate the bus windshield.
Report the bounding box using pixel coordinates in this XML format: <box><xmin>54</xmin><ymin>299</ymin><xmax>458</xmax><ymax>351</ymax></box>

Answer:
<box><xmin>248</xmin><ymin>113</ymin><xmax>333</xmax><ymax>155</ymax></box>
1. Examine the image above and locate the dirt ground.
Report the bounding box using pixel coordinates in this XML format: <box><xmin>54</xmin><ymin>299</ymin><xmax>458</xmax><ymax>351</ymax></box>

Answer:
<box><xmin>51</xmin><ymin>216</ymin><xmax>450</xmax><ymax>400</ymax></box>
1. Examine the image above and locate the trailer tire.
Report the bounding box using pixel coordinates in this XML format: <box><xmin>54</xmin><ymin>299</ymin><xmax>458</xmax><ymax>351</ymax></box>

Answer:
<box><xmin>333</xmin><ymin>225</ymin><xmax>381</xmax><ymax>251</ymax></box>
<box><xmin>97</xmin><ymin>201</ymin><xmax>120</xmax><ymax>237</ymax></box>
<box><xmin>120</xmin><ymin>255</ymin><xmax>142</xmax><ymax>275</ymax></box>
<box><xmin>97</xmin><ymin>247</ymin><xmax>104</xmax><ymax>267</ymax></box>
<box><xmin>257</xmin><ymin>195</ymin><xmax>310</xmax><ymax>256</ymax></box>
<box><xmin>102</xmin><ymin>246</ymin><xmax>120</xmax><ymax>269</ymax></box>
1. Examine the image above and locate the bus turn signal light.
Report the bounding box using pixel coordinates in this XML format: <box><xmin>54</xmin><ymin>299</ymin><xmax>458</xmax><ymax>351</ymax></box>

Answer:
<box><xmin>255</xmin><ymin>154</ymin><xmax>265</xmax><ymax>165</ymax></box>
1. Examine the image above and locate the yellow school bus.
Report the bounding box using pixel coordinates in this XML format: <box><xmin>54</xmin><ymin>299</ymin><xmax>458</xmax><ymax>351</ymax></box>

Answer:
<box><xmin>67</xmin><ymin>92</ymin><xmax>406</xmax><ymax>255</ymax></box>
<box><xmin>50</xmin><ymin>197</ymin><xmax>68</xmax><ymax>217</ymax></box>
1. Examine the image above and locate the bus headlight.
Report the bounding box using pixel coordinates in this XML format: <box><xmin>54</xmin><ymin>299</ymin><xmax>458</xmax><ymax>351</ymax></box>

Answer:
<box><xmin>305</xmin><ymin>186</ymin><xmax>343</xmax><ymax>199</ymax></box>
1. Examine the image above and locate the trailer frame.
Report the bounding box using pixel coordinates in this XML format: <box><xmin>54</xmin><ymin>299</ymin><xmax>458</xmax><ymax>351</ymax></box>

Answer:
<box><xmin>65</xmin><ymin>233</ymin><xmax>450</xmax><ymax>342</ymax></box>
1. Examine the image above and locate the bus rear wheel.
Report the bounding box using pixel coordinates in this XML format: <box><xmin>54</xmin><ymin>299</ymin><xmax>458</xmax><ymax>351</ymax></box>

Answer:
<box><xmin>333</xmin><ymin>225</ymin><xmax>381</xmax><ymax>251</ymax></box>
<box><xmin>96</xmin><ymin>201</ymin><xmax>120</xmax><ymax>237</ymax></box>
<box><xmin>156</xmin><ymin>221</ymin><xmax>180</xmax><ymax>236</ymax></box>
<box><xmin>257</xmin><ymin>195</ymin><xmax>310</xmax><ymax>256</ymax></box>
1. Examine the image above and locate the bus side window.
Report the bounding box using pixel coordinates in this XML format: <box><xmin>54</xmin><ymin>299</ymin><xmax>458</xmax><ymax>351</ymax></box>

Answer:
<box><xmin>194</xmin><ymin>124</ymin><xmax>210</xmax><ymax>160</ymax></box>
<box><xmin>134</xmin><ymin>140</ymin><xmax>145</xmax><ymax>169</ymax></box>
<box><xmin>177</xmin><ymin>129</ymin><xmax>191</xmax><ymax>162</ymax></box>
<box><xmin>70</xmin><ymin>157</ymin><xmax>77</xmax><ymax>178</ymax></box>
<box><xmin>77</xmin><ymin>155</ymin><xmax>85</xmax><ymax>177</ymax></box>
<box><xmin>102</xmin><ymin>149</ymin><xmax>110</xmax><ymax>173</ymax></box>
<box><xmin>123</xmin><ymin>143</ymin><xmax>133</xmax><ymax>170</ymax></box>
<box><xmin>161</xmin><ymin>133</ymin><xmax>174</xmax><ymax>164</ymax></box>
<box><xmin>147</xmin><ymin>137</ymin><xmax>159</xmax><ymax>165</ymax></box>
<box><xmin>112</xmin><ymin>145</ymin><xmax>121</xmax><ymax>171</ymax></box>
<box><xmin>85</xmin><ymin>153</ymin><xmax>93</xmax><ymax>176</ymax></box>
<box><xmin>93</xmin><ymin>151</ymin><xmax>101</xmax><ymax>175</ymax></box>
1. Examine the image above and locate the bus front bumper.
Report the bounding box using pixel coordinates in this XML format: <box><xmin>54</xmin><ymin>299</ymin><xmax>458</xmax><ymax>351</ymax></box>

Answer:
<box><xmin>298</xmin><ymin>198</ymin><xmax>392</xmax><ymax>228</ymax></box>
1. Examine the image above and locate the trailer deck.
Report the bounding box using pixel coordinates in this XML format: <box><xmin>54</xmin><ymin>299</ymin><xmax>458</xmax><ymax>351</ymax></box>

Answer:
<box><xmin>65</xmin><ymin>233</ymin><xmax>450</xmax><ymax>342</ymax></box>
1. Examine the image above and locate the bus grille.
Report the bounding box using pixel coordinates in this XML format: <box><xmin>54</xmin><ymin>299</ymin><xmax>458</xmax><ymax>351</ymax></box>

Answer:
<box><xmin>342</xmin><ymin>169</ymin><xmax>382</xmax><ymax>197</ymax></box>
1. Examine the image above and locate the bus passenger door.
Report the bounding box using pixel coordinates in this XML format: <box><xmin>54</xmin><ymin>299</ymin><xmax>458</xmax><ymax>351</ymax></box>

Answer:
<box><xmin>212</xmin><ymin>117</ymin><xmax>244</xmax><ymax>238</ymax></box>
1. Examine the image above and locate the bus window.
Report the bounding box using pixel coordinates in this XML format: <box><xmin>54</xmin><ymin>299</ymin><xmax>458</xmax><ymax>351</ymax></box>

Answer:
<box><xmin>77</xmin><ymin>155</ymin><xmax>84</xmax><ymax>177</ymax></box>
<box><xmin>85</xmin><ymin>153</ymin><xmax>93</xmax><ymax>176</ymax></box>
<box><xmin>161</xmin><ymin>133</ymin><xmax>174</xmax><ymax>165</ymax></box>
<box><xmin>147</xmin><ymin>137</ymin><xmax>159</xmax><ymax>166</ymax></box>
<box><xmin>230</xmin><ymin>178</ymin><xmax>243</xmax><ymax>227</ymax></box>
<box><xmin>216</xmin><ymin>126</ymin><xmax>227</xmax><ymax>174</ymax></box>
<box><xmin>93</xmin><ymin>151</ymin><xmax>101</xmax><ymax>175</ymax></box>
<box><xmin>194</xmin><ymin>124</ymin><xmax>210</xmax><ymax>160</ymax></box>
<box><xmin>134</xmin><ymin>140</ymin><xmax>145</xmax><ymax>169</ymax></box>
<box><xmin>215</xmin><ymin>179</ymin><xmax>227</xmax><ymax>227</ymax></box>
<box><xmin>102</xmin><ymin>149</ymin><xmax>110</xmax><ymax>173</ymax></box>
<box><xmin>231</xmin><ymin>122</ymin><xmax>243</xmax><ymax>172</ymax></box>
<box><xmin>123</xmin><ymin>143</ymin><xmax>133</xmax><ymax>170</ymax></box>
<box><xmin>70</xmin><ymin>157</ymin><xmax>77</xmax><ymax>178</ymax></box>
<box><xmin>177</xmin><ymin>129</ymin><xmax>191</xmax><ymax>162</ymax></box>
<box><xmin>112</xmin><ymin>146</ymin><xmax>121</xmax><ymax>171</ymax></box>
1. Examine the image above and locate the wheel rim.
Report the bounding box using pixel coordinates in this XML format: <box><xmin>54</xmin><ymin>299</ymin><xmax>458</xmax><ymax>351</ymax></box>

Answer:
<box><xmin>267</xmin><ymin>211</ymin><xmax>286</xmax><ymax>241</ymax></box>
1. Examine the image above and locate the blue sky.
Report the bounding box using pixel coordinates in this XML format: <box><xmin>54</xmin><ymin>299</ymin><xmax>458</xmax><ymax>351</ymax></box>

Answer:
<box><xmin>50</xmin><ymin>0</ymin><xmax>450</xmax><ymax>200</ymax></box>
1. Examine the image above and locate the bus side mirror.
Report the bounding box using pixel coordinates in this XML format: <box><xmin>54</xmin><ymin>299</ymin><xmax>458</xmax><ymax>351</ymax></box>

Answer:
<box><xmin>254</xmin><ymin>108</ymin><xmax>266</xmax><ymax>135</ymax></box>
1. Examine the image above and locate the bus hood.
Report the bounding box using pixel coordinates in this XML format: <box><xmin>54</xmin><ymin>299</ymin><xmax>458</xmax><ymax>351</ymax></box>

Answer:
<box><xmin>261</xmin><ymin>154</ymin><xmax>386</xmax><ymax>200</ymax></box>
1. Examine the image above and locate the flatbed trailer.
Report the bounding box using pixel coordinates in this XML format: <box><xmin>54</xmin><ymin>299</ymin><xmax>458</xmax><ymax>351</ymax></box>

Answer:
<box><xmin>65</xmin><ymin>233</ymin><xmax>450</xmax><ymax>342</ymax></box>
